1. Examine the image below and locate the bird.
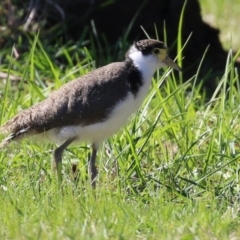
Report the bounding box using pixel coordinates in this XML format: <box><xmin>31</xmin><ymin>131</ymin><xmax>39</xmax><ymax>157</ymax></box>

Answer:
<box><xmin>0</xmin><ymin>39</ymin><xmax>181</xmax><ymax>187</ymax></box>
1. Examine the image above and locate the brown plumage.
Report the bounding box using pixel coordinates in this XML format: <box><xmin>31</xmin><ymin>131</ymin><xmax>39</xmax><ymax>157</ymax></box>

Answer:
<box><xmin>0</xmin><ymin>60</ymin><xmax>141</xmax><ymax>142</ymax></box>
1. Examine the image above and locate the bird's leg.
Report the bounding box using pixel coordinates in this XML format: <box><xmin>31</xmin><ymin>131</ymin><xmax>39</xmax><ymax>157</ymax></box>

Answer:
<box><xmin>88</xmin><ymin>144</ymin><xmax>98</xmax><ymax>188</ymax></box>
<box><xmin>54</xmin><ymin>137</ymin><xmax>75</xmax><ymax>182</ymax></box>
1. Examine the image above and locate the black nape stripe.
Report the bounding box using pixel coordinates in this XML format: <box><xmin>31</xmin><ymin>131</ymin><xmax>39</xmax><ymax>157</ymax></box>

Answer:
<box><xmin>126</xmin><ymin>59</ymin><xmax>143</xmax><ymax>97</ymax></box>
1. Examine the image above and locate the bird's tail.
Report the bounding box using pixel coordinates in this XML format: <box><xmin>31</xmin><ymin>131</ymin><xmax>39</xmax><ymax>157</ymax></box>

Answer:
<box><xmin>0</xmin><ymin>128</ymin><xmax>30</xmax><ymax>148</ymax></box>
<box><xmin>0</xmin><ymin>134</ymin><xmax>14</xmax><ymax>148</ymax></box>
<box><xmin>0</xmin><ymin>117</ymin><xmax>30</xmax><ymax>149</ymax></box>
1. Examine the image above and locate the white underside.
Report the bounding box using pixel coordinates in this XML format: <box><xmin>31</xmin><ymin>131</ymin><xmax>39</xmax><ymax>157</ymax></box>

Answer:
<box><xmin>46</xmin><ymin>50</ymin><xmax>164</xmax><ymax>148</ymax></box>
<box><xmin>46</xmin><ymin>85</ymin><xmax>149</xmax><ymax>148</ymax></box>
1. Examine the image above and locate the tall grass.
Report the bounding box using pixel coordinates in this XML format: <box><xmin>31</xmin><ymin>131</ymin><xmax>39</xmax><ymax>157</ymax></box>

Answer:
<box><xmin>0</xmin><ymin>31</ymin><xmax>240</xmax><ymax>239</ymax></box>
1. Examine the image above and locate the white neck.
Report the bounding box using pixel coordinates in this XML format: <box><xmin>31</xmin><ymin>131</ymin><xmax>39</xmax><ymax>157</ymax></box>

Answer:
<box><xmin>128</xmin><ymin>50</ymin><xmax>163</xmax><ymax>82</ymax></box>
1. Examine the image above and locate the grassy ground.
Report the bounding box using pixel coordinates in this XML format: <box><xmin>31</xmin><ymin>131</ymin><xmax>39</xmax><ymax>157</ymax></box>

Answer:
<box><xmin>1</xmin><ymin>2</ymin><xmax>240</xmax><ymax>239</ymax></box>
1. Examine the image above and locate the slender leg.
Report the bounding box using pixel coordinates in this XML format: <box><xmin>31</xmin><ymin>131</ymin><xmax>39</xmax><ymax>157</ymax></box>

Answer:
<box><xmin>54</xmin><ymin>137</ymin><xmax>75</xmax><ymax>182</ymax></box>
<box><xmin>88</xmin><ymin>144</ymin><xmax>98</xmax><ymax>188</ymax></box>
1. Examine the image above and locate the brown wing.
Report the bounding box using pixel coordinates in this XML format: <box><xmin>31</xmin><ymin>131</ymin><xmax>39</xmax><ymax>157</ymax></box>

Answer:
<box><xmin>0</xmin><ymin>61</ymin><xmax>137</xmax><ymax>136</ymax></box>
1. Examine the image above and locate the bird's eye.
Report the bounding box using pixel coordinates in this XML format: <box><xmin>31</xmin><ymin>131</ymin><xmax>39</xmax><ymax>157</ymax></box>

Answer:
<box><xmin>153</xmin><ymin>48</ymin><xmax>160</xmax><ymax>54</ymax></box>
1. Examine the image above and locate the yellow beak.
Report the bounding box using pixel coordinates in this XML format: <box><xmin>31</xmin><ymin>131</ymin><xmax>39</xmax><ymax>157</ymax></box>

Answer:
<box><xmin>163</xmin><ymin>56</ymin><xmax>182</xmax><ymax>71</ymax></box>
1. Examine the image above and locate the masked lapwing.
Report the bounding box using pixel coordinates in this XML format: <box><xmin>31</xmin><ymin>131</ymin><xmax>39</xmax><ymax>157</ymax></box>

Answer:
<box><xmin>0</xmin><ymin>39</ymin><xmax>181</xmax><ymax>187</ymax></box>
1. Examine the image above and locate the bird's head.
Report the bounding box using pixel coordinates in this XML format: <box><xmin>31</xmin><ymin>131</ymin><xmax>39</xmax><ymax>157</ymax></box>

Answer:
<box><xmin>126</xmin><ymin>39</ymin><xmax>181</xmax><ymax>72</ymax></box>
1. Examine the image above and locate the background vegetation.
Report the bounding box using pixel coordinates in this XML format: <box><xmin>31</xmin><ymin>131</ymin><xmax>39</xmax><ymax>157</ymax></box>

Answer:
<box><xmin>201</xmin><ymin>0</ymin><xmax>240</xmax><ymax>50</ymax></box>
<box><xmin>0</xmin><ymin>0</ymin><xmax>240</xmax><ymax>239</ymax></box>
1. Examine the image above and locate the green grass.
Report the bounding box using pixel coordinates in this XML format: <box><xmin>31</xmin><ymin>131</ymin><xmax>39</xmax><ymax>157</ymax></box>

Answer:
<box><xmin>1</xmin><ymin>16</ymin><xmax>240</xmax><ymax>240</ymax></box>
